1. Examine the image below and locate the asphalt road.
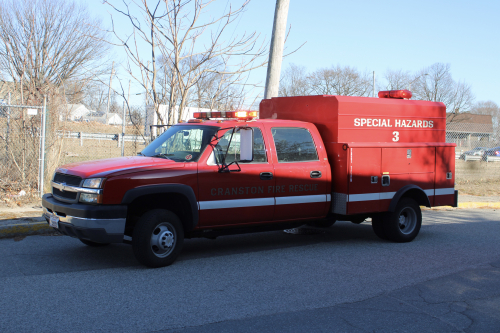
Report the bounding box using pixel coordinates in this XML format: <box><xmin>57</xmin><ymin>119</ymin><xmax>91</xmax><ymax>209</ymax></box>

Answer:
<box><xmin>1</xmin><ymin>209</ymin><xmax>499</xmax><ymax>332</ymax></box>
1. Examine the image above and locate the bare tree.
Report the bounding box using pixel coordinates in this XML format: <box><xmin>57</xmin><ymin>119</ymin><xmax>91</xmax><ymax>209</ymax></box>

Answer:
<box><xmin>308</xmin><ymin>65</ymin><xmax>372</xmax><ymax>96</ymax></box>
<box><xmin>81</xmin><ymin>81</ymin><xmax>110</xmax><ymax>113</ymax></box>
<box><xmin>191</xmin><ymin>70</ymin><xmax>245</xmax><ymax>111</ymax></box>
<box><xmin>104</xmin><ymin>0</ymin><xmax>267</xmax><ymax>125</ymax></box>
<box><xmin>412</xmin><ymin>63</ymin><xmax>474</xmax><ymax>113</ymax></box>
<box><xmin>472</xmin><ymin>100</ymin><xmax>500</xmax><ymax>140</ymax></box>
<box><xmin>0</xmin><ymin>0</ymin><xmax>110</xmax><ymax>104</ymax></box>
<box><xmin>383</xmin><ymin>69</ymin><xmax>412</xmax><ymax>90</ymax></box>
<box><xmin>473</xmin><ymin>101</ymin><xmax>500</xmax><ymax>117</ymax></box>
<box><xmin>279</xmin><ymin>63</ymin><xmax>309</xmax><ymax>97</ymax></box>
<box><xmin>0</xmin><ymin>0</ymin><xmax>110</xmax><ymax>192</ymax></box>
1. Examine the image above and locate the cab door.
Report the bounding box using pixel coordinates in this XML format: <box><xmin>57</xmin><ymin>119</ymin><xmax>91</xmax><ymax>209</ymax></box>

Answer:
<box><xmin>197</xmin><ymin>126</ymin><xmax>275</xmax><ymax>227</ymax></box>
<box><xmin>266</xmin><ymin>125</ymin><xmax>330</xmax><ymax>221</ymax></box>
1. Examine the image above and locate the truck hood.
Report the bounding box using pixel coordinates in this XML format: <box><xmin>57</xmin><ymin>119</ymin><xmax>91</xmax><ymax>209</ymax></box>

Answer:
<box><xmin>56</xmin><ymin>156</ymin><xmax>184</xmax><ymax>179</ymax></box>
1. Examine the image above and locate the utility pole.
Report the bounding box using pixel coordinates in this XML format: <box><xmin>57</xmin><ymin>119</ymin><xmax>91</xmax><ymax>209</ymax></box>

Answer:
<box><xmin>264</xmin><ymin>0</ymin><xmax>290</xmax><ymax>100</ymax></box>
<box><xmin>373</xmin><ymin>71</ymin><xmax>375</xmax><ymax>97</ymax></box>
<box><xmin>105</xmin><ymin>61</ymin><xmax>115</xmax><ymax>123</ymax></box>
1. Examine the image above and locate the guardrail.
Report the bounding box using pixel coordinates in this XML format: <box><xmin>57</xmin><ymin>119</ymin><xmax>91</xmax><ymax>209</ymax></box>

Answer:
<box><xmin>58</xmin><ymin>131</ymin><xmax>146</xmax><ymax>143</ymax></box>
<box><xmin>463</xmin><ymin>155</ymin><xmax>482</xmax><ymax>161</ymax></box>
<box><xmin>455</xmin><ymin>152</ymin><xmax>500</xmax><ymax>162</ymax></box>
<box><xmin>485</xmin><ymin>156</ymin><xmax>500</xmax><ymax>162</ymax></box>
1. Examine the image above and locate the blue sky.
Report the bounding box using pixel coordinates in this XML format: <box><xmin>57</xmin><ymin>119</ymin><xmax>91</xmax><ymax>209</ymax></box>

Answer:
<box><xmin>90</xmin><ymin>0</ymin><xmax>500</xmax><ymax>108</ymax></box>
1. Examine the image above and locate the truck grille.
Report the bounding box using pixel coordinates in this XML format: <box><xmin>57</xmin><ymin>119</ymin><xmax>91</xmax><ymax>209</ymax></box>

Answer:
<box><xmin>53</xmin><ymin>188</ymin><xmax>78</xmax><ymax>200</ymax></box>
<box><xmin>52</xmin><ymin>173</ymin><xmax>82</xmax><ymax>202</ymax></box>
<box><xmin>53</xmin><ymin>173</ymin><xmax>82</xmax><ymax>186</ymax></box>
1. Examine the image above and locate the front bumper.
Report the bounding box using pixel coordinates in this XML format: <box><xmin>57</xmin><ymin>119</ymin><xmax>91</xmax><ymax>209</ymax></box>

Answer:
<box><xmin>42</xmin><ymin>194</ymin><xmax>127</xmax><ymax>243</ymax></box>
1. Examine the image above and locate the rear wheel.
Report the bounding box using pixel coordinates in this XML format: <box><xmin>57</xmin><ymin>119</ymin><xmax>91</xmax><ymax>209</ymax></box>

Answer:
<box><xmin>79</xmin><ymin>239</ymin><xmax>110</xmax><ymax>247</ymax></box>
<box><xmin>132</xmin><ymin>209</ymin><xmax>184</xmax><ymax>268</ymax></box>
<box><xmin>384</xmin><ymin>198</ymin><xmax>422</xmax><ymax>242</ymax></box>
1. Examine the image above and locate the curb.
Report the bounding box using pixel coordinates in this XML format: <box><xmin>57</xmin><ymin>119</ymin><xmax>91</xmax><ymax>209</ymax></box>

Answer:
<box><xmin>0</xmin><ymin>217</ymin><xmax>55</xmax><ymax>239</ymax></box>
<box><xmin>458</xmin><ymin>202</ymin><xmax>500</xmax><ymax>209</ymax></box>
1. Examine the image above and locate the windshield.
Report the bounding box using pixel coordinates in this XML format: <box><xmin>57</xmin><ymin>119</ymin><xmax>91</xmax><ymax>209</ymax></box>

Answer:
<box><xmin>141</xmin><ymin>125</ymin><xmax>219</xmax><ymax>162</ymax></box>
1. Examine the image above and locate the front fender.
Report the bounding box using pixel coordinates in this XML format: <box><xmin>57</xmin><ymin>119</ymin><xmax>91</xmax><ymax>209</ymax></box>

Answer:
<box><xmin>121</xmin><ymin>184</ymin><xmax>199</xmax><ymax>229</ymax></box>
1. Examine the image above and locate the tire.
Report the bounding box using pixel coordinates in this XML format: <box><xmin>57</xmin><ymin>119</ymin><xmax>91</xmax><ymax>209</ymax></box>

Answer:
<box><xmin>132</xmin><ymin>209</ymin><xmax>184</xmax><ymax>268</ymax></box>
<box><xmin>79</xmin><ymin>239</ymin><xmax>110</xmax><ymax>247</ymax></box>
<box><xmin>384</xmin><ymin>198</ymin><xmax>422</xmax><ymax>242</ymax></box>
<box><xmin>371</xmin><ymin>214</ymin><xmax>388</xmax><ymax>240</ymax></box>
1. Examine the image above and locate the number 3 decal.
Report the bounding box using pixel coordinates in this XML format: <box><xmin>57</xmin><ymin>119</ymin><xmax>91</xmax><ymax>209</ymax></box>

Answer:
<box><xmin>392</xmin><ymin>131</ymin><xmax>399</xmax><ymax>142</ymax></box>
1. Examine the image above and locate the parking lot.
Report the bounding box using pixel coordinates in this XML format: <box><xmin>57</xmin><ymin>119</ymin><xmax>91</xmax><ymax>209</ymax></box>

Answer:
<box><xmin>1</xmin><ymin>208</ymin><xmax>499</xmax><ymax>332</ymax></box>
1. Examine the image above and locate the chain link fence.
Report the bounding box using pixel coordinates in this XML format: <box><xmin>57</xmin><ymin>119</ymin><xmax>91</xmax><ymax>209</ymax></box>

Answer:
<box><xmin>1</xmin><ymin>88</ymin><xmax>149</xmax><ymax>198</ymax></box>
<box><xmin>0</xmin><ymin>101</ymin><xmax>45</xmax><ymax>197</ymax></box>
<box><xmin>54</xmin><ymin>109</ymin><xmax>147</xmax><ymax>167</ymax></box>
<box><xmin>447</xmin><ymin>113</ymin><xmax>500</xmax><ymax>195</ymax></box>
<box><xmin>1</xmin><ymin>94</ymin><xmax>500</xmax><ymax>200</ymax></box>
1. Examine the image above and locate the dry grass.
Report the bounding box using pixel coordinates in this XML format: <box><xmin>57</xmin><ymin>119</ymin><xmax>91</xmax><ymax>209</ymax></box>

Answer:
<box><xmin>455</xmin><ymin>179</ymin><xmax>500</xmax><ymax>197</ymax></box>
<box><xmin>58</xmin><ymin>138</ymin><xmax>146</xmax><ymax>165</ymax></box>
<box><xmin>61</xmin><ymin>120</ymin><xmax>142</xmax><ymax>135</ymax></box>
<box><xmin>455</xmin><ymin>160</ymin><xmax>500</xmax><ymax>196</ymax></box>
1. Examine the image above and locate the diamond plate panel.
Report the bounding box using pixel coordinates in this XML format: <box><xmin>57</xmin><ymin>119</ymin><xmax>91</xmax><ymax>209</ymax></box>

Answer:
<box><xmin>332</xmin><ymin>192</ymin><xmax>347</xmax><ymax>215</ymax></box>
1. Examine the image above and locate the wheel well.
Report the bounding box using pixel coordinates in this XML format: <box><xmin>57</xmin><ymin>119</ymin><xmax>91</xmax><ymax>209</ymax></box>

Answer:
<box><xmin>125</xmin><ymin>193</ymin><xmax>193</xmax><ymax>238</ymax></box>
<box><xmin>400</xmin><ymin>189</ymin><xmax>430</xmax><ymax>208</ymax></box>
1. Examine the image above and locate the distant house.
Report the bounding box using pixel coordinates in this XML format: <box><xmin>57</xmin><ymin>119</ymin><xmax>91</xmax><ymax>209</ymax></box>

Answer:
<box><xmin>94</xmin><ymin>113</ymin><xmax>123</xmax><ymax>125</ymax></box>
<box><xmin>446</xmin><ymin>113</ymin><xmax>493</xmax><ymax>147</ymax></box>
<box><xmin>83</xmin><ymin>110</ymin><xmax>105</xmax><ymax>121</ymax></box>
<box><xmin>59</xmin><ymin>104</ymin><xmax>91</xmax><ymax>121</ymax></box>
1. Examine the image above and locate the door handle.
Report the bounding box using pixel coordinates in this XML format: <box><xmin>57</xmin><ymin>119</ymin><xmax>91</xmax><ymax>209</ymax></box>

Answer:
<box><xmin>310</xmin><ymin>171</ymin><xmax>322</xmax><ymax>178</ymax></box>
<box><xmin>260</xmin><ymin>172</ymin><xmax>273</xmax><ymax>180</ymax></box>
<box><xmin>382</xmin><ymin>175</ymin><xmax>390</xmax><ymax>186</ymax></box>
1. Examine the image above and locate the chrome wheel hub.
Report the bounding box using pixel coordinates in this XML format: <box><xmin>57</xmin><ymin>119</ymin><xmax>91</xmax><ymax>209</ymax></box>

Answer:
<box><xmin>150</xmin><ymin>222</ymin><xmax>176</xmax><ymax>258</ymax></box>
<box><xmin>398</xmin><ymin>207</ymin><xmax>417</xmax><ymax>235</ymax></box>
<box><xmin>159</xmin><ymin>230</ymin><xmax>174</xmax><ymax>249</ymax></box>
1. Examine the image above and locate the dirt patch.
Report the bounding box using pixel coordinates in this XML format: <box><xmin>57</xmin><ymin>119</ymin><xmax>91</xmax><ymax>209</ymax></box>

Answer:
<box><xmin>0</xmin><ymin>203</ymin><xmax>43</xmax><ymax>219</ymax></box>
<box><xmin>455</xmin><ymin>179</ymin><xmax>500</xmax><ymax>197</ymax></box>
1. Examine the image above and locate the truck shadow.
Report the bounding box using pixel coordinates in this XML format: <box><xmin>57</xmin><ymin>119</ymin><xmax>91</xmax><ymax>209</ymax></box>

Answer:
<box><xmin>16</xmin><ymin>210</ymin><xmax>498</xmax><ymax>273</ymax></box>
<box><xmin>14</xmin><ymin>221</ymin><xmax>378</xmax><ymax>274</ymax></box>
<box><xmin>178</xmin><ymin>221</ymin><xmax>379</xmax><ymax>261</ymax></box>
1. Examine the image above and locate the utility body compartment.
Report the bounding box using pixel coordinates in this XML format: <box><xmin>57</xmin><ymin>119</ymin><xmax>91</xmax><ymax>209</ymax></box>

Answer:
<box><xmin>260</xmin><ymin>95</ymin><xmax>456</xmax><ymax>215</ymax></box>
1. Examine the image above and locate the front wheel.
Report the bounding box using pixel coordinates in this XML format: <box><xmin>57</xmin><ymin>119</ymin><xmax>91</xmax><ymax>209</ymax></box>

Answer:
<box><xmin>384</xmin><ymin>198</ymin><xmax>422</xmax><ymax>242</ymax></box>
<box><xmin>132</xmin><ymin>209</ymin><xmax>184</xmax><ymax>268</ymax></box>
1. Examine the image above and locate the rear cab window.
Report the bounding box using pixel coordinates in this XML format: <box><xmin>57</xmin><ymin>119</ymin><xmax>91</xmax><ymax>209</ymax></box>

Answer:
<box><xmin>271</xmin><ymin>127</ymin><xmax>319</xmax><ymax>162</ymax></box>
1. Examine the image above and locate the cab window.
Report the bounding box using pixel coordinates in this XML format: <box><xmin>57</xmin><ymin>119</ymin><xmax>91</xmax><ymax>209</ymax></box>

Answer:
<box><xmin>271</xmin><ymin>127</ymin><xmax>319</xmax><ymax>162</ymax></box>
<box><xmin>216</xmin><ymin>128</ymin><xmax>267</xmax><ymax>164</ymax></box>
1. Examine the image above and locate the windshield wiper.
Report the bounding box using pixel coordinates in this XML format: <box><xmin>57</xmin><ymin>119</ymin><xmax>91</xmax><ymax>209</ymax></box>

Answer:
<box><xmin>137</xmin><ymin>152</ymin><xmax>146</xmax><ymax>156</ymax></box>
<box><xmin>151</xmin><ymin>153</ymin><xmax>174</xmax><ymax>160</ymax></box>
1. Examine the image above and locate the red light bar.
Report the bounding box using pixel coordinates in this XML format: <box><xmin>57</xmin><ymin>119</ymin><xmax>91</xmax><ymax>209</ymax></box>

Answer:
<box><xmin>378</xmin><ymin>90</ymin><xmax>412</xmax><ymax>99</ymax></box>
<box><xmin>193</xmin><ymin>110</ymin><xmax>258</xmax><ymax>120</ymax></box>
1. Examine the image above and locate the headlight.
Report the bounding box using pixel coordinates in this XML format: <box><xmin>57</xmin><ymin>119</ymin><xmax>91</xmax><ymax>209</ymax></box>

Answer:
<box><xmin>79</xmin><ymin>193</ymin><xmax>102</xmax><ymax>204</ymax></box>
<box><xmin>83</xmin><ymin>178</ymin><xmax>105</xmax><ymax>188</ymax></box>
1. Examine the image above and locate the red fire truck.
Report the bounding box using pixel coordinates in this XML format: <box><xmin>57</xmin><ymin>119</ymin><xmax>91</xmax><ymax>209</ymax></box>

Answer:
<box><xmin>42</xmin><ymin>91</ymin><xmax>457</xmax><ymax>267</ymax></box>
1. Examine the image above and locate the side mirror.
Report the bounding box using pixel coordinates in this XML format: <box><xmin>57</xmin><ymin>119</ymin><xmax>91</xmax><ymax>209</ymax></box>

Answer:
<box><xmin>239</xmin><ymin>127</ymin><xmax>253</xmax><ymax>162</ymax></box>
